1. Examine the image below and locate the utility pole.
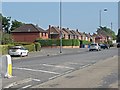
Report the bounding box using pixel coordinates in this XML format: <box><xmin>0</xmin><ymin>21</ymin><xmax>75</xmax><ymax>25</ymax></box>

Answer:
<box><xmin>60</xmin><ymin>1</ymin><xmax>62</xmax><ymax>53</ymax></box>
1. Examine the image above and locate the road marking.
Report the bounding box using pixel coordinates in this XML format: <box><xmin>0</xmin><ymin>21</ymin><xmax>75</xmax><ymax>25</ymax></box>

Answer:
<box><xmin>41</xmin><ymin>64</ymin><xmax>74</xmax><ymax>69</ymax></box>
<box><xmin>32</xmin><ymin>79</ymin><xmax>41</xmax><ymax>82</ymax></box>
<box><xmin>13</xmin><ymin>67</ymin><xmax>60</xmax><ymax>75</ymax></box>
<box><xmin>4</xmin><ymin>78</ymin><xmax>32</xmax><ymax>88</ymax></box>
<box><xmin>22</xmin><ymin>85</ymin><xmax>32</xmax><ymax>89</ymax></box>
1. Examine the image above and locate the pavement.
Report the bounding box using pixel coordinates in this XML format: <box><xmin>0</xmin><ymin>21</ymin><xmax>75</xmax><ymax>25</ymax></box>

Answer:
<box><xmin>12</xmin><ymin>48</ymin><xmax>89</xmax><ymax>60</ymax></box>
<box><xmin>32</xmin><ymin>55</ymin><xmax>118</xmax><ymax>88</ymax></box>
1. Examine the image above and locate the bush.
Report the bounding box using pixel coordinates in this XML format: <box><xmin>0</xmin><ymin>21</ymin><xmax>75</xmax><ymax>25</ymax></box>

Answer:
<box><xmin>72</xmin><ymin>39</ymin><xmax>80</xmax><ymax>46</ymax></box>
<box><xmin>62</xmin><ymin>39</ymin><xmax>72</xmax><ymax>46</ymax></box>
<box><xmin>34</xmin><ymin>42</ymin><xmax>41</xmax><ymax>51</ymax></box>
<box><xmin>24</xmin><ymin>44</ymin><xmax>35</xmax><ymax>52</ymax></box>
<box><xmin>82</xmin><ymin>40</ymin><xmax>91</xmax><ymax>45</ymax></box>
<box><xmin>0</xmin><ymin>45</ymin><xmax>8</xmax><ymax>55</ymax></box>
<box><xmin>14</xmin><ymin>42</ymin><xmax>31</xmax><ymax>45</ymax></box>
<box><xmin>36</xmin><ymin>39</ymin><xmax>80</xmax><ymax>46</ymax></box>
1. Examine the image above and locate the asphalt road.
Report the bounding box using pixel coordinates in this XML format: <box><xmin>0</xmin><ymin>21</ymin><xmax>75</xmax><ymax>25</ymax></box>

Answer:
<box><xmin>2</xmin><ymin>48</ymin><xmax>118</xmax><ymax>89</ymax></box>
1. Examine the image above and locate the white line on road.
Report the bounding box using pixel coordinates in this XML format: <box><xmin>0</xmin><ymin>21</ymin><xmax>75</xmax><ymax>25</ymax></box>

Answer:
<box><xmin>41</xmin><ymin>64</ymin><xmax>74</xmax><ymax>69</ymax></box>
<box><xmin>13</xmin><ymin>67</ymin><xmax>60</xmax><ymax>75</ymax></box>
<box><xmin>22</xmin><ymin>85</ymin><xmax>32</xmax><ymax>89</ymax></box>
<box><xmin>32</xmin><ymin>79</ymin><xmax>41</xmax><ymax>82</ymax></box>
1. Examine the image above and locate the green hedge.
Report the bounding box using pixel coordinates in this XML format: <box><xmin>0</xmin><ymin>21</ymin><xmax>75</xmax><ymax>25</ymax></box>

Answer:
<box><xmin>36</xmin><ymin>39</ymin><xmax>80</xmax><ymax>46</ymax></box>
<box><xmin>0</xmin><ymin>42</ymin><xmax>41</xmax><ymax>55</ymax></box>
<box><xmin>0</xmin><ymin>45</ymin><xmax>8</xmax><ymax>55</ymax></box>
<box><xmin>82</xmin><ymin>40</ymin><xmax>91</xmax><ymax>45</ymax></box>
<box><xmin>24</xmin><ymin>44</ymin><xmax>35</xmax><ymax>52</ymax></box>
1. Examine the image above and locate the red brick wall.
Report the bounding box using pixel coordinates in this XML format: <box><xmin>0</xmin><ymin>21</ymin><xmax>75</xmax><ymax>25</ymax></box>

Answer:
<box><xmin>12</xmin><ymin>33</ymin><xmax>40</xmax><ymax>42</ymax></box>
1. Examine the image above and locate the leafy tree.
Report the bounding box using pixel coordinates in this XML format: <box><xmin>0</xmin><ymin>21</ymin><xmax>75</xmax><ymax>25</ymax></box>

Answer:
<box><xmin>117</xmin><ymin>28</ymin><xmax>120</xmax><ymax>42</ymax></box>
<box><xmin>0</xmin><ymin>14</ymin><xmax>11</xmax><ymax>33</ymax></box>
<box><xmin>97</xmin><ymin>26</ymin><xmax>116</xmax><ymax>40</ymax></box>
<box><xmin>11</xmin><ymin>20</ymin><xmax>24</xmax><ymax>31</ymax></box>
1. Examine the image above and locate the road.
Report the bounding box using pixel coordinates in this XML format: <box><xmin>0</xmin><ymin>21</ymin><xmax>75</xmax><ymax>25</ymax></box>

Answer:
<box><xmin>2</xmin><ymin>48</ymin><xmax>118</xmax><ymax>89</ymax></box>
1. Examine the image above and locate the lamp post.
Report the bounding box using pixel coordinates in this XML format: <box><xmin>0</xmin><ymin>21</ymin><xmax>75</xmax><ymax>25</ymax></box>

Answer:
<box><xmin>60</xmin><ymin>1</ymin><xmax>62</xmax><ymax>53</ymax></box>
<box><xmin>99</xmin><ymin>9</ymin><xmax>107</xmax><ymax>27</ymax></box>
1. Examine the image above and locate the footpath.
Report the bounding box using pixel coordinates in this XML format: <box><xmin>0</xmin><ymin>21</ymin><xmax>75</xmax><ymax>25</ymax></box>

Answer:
<box><xmin>32</xmin><ymin>56</ymin><xmax>118</xmax><ymax>88</ymax></box>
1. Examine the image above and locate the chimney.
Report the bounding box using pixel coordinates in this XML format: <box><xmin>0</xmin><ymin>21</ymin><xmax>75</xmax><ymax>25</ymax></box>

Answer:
<box><xmin>76</xmin><ymin>29</ymin><xmax>78</xmax><ymax>32</ymax></box>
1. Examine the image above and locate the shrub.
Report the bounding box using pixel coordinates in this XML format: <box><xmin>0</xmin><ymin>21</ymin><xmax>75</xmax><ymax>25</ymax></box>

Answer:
<box><xmin>0</xmin><ymin>45</ymin><xmax>8</xmax><ymax>55</ymax></box>
<box><xmin>36</xmin><ymin>39</ymin><xmax>80</xmax><ymax>46</ymax></box>
<box><xmin>34</xmin><ymin>42</ymin><xmax>41</xmax><ymax>51</ymax></box>
<box><xmin>24</xmin><ymin>44</ymin><xmax>35</xmax><ymax>52</ymax></box>
<box><xmin>62</xmin><ymin>39</ymin><xmax>72</xmax><ymax>46</ymax></box>
<box><xmin>82</xmin><ymin>40</ymin><xmax>91</xmax><ymax>45</ymax></box>
<box><xmin>14</xmin><ymin>42</ymin><xmax>31</xmax><ymax>45</ymax></box>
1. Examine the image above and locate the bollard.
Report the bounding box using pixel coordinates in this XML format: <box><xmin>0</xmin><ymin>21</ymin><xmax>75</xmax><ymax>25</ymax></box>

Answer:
<box><xmin>1</xmin><ymin>55</ymin><xmax>12</xmax><ymax>78</ymax></box>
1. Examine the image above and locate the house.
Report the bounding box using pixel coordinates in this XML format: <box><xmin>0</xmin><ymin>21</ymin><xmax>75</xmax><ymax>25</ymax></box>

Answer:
<box><xmin>47</xmin><ymin>25</ymin><xmax>60</xmax><ymax>39</ymax></box>
<box><xmin>62</xmin><ymin>28</ymin><xmax>74</xmax><ymax>39</ymax></box>
<box><xmin>85</xmin><ymin>33</ymin><xmax>92</xmax><ymax>42</ymax></box>
<box><xmin>70</xmin><ymin>30</ymin><xmax>81</xmax><ymax>39</ymax></box>
<box><xmin>11</xmin><ymin>24</ymin><xmax>48</xmax><ymax>42</ymax></box>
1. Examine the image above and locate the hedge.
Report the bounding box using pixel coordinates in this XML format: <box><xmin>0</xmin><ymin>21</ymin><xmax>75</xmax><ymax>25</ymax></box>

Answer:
<box><xmin>0</xmin><ymin>42</ymin><xmax>41</xmax><ymax>55</ymax></box>
<box><xmin>0</xmin><ymin>45</ymin><xmax>8</xmax><ymax>55</ymax></box>
<box><xmin>82</xmin><ymin>40</ymin><xmax>91</xmax><ymax>45</ymax></box>
<box><xmin>36</xmin><ymin>39</ymin><xmax>80</xmax><ymax>46</ymax></box>
<box><xmin>24</xmin><ymin>44</ymin><xmax>35</xmax><ymax>52</ymax></box>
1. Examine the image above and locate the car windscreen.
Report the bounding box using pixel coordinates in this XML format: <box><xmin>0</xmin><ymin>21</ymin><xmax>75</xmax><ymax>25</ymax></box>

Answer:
<box><xmin>91</xmin><ymin>44</ymin><xmax>97</xmax><ymax>46</ymax></box>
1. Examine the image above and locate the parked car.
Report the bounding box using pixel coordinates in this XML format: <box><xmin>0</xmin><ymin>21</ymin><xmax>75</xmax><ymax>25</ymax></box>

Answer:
<box><xmin>8</xmin><ymin>46</ymin><xmax>29</xmax><ymax>56</ymax></box>
<box><xmin>89</xmin><ymin>43</ymin><xmax>101</xmax><ymax>51</ymax></box>
<box><xmin>99</xmin><ymin>44</ymin><xmax>109</xmax><ymax>49</ymax></box>
<box><xmin>117</xmin><ymin>43</ymin><xmax>120</xmax><ymax>48</ymax></box>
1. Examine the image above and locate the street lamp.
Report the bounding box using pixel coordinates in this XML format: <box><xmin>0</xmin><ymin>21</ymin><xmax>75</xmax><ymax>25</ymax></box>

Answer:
<box><xmin>99</xmin><ymin>9</ymin><xmax>107</xmax><ymax>27</ymax></box>
<box><xmin>60</xmin><ymin>1</ymin><xmax>62</xmax><ymax>53</ymax></box>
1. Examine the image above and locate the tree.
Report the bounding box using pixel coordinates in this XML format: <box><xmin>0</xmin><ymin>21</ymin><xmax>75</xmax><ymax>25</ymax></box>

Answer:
<box><xmin>11</xmin><ymin>20</ymin><xmax>24</xmax><ymax>31</ymax></box>
<box><xmin>1</xmin><ymin>33</ymin><xmax>13</xmax><ymax>44</ymax></box>
<box><xmin>97</xmin><ymin>26</ymin><xmax>116</xmax><ymax>40</ymax></box>
<box><xmin>117</xmin><ymin>28</ymin><xmax>120</xmax><ymax>42</ymax></box>
<box><xmin>0</xmin><ymin>14</ymin><xmax>11</xmax><ymax>33</ymax></box>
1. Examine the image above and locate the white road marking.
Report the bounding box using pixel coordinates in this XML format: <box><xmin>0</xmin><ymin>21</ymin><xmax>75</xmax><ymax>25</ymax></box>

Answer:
<box><xmin>13</xmin><ymin>67</ymin><xmax>60</xmax><ymax>75</ymax></box>
<box><xmin>22</xmin><ymin>85</ymin><xmax>32</xmax><ymax>89</ymax></box>
<box><xmin>4</xmin><ymin>78</ymin><xmax>32</xmax><ymax>88</ymax></box>
<box><xmin>32</xmin><ymin>79</ymin><xmax>41</xmax><ymax>82</ymax></box>
<box><xmin>41</xmin><ymin>64</ymin><xmax>74</xmax><ymax>69</ymax></box>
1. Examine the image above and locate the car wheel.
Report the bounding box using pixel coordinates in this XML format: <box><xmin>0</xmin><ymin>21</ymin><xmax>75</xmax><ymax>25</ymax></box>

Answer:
<box><xmin>20</xmin><ymin>53</ymin><xmax>23</xmax><ymax>57</ymax></box>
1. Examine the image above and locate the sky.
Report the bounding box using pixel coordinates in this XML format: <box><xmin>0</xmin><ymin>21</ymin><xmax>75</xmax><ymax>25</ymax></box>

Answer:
<box><xmin>2</xmin><ymin>2</ymin><xmax>118</xmax><ymax>34</ymax></box>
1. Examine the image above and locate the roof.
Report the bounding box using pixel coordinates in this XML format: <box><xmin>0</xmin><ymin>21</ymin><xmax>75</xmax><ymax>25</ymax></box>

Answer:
<box><xmin>11</xmin><ymin>24</ymin><xmax>47</xmax><ymax>33</ymax></box>
<box><xmin>62</xmin><ymin>28</ymin><xmax>73</xmax><ymax>35</ymax></box>
<box><xmin>71</xmin><ymin>30</ymin><xmax>80</xmax><ymax>36</ymax></box>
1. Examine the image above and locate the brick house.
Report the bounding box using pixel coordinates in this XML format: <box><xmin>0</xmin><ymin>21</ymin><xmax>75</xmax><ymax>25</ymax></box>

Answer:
<box><xmin>11</xmin><ymin>24</ymin><xmax>48</xmax><ymax>42</ymax></box>
<box><xmin>47</xmin><ymin>25</ymin><xmax>69</xmax><ymax>39</ymax></box>
<box><xmin>62</xmin><ymin>28</ymin><xmax>74</xmax><ymax>39</ymax></box>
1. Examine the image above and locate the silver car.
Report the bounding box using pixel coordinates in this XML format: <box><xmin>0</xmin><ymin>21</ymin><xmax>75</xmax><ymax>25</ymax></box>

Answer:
<box><xmin>89</xmin><ymin>43</ymin><xmax>101</xmax><ymax>51</ymax></box>
<box><xmin>8</xmin><ymin>46</ymin><xmax>29</xmax><ymax>56</ymax></box>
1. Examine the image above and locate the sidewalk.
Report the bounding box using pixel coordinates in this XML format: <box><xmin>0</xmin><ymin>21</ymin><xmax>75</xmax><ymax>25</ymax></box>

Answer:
<box><xmin>32</xmin><ymin>56</ymin><xmax>118</xmax><ymax>88</ymax></box>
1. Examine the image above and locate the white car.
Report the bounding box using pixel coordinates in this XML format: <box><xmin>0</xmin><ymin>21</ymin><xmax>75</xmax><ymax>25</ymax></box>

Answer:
<box><xmin>8</xmin><ymin>46</ymin><xmax>29</xmax><ymax>56</ymax></box>
<box><xmin>89</xmin><ymin>43</ymin><xmax>101</xmax><ymax>51</ymax></box>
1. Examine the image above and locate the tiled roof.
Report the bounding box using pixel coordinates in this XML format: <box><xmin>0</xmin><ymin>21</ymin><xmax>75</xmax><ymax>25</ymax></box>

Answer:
<box><xmin>11</xmin><ymin>24</ymin><xmax>46</xmax><ymax>33</ymax></box>
<box><xmin>62</xmin><ymin>28</ymin><xmax>73</xmax><ymax>35</ymax></box>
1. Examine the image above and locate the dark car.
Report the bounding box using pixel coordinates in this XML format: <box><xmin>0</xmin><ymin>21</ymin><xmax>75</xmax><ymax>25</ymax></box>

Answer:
<box><xmin>117</xmin><ymin>43</ymin><xmax>120</xmax><ymax>48</ymax></box>
<box><xmin>100</xmin><ymin>44</ymin><xmax>109</xmax><ymax>49</ymax></box>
